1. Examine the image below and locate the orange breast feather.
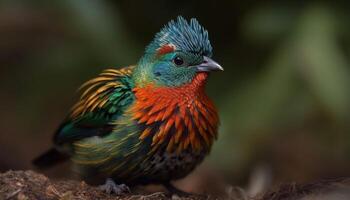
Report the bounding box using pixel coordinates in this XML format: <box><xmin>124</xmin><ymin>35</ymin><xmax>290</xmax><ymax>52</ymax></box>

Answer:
<box><xmin>130</xmin><ymin>72</ymin><xmax>219</xmax><ymax>154</ymax></box>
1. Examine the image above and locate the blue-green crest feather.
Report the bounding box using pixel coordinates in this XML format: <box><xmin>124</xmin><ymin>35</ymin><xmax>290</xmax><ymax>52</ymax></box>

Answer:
<box><xmin>146</xmin><ymin>16</ymin><xmax>212</xmax><ymax>57</ymax></box>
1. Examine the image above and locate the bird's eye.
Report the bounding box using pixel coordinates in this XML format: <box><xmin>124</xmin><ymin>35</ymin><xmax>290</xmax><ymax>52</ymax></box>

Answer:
<box><xmin>173</xmin><ymin>56</ymin><xmax>184</xmax><ymax>66</ymax></box>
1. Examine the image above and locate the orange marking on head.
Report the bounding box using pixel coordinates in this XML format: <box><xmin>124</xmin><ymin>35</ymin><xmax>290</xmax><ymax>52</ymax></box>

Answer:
<box><xmin>156</xmin><ymin>44</ymin><xmax>176</xmax><ymax>56</ymax></box>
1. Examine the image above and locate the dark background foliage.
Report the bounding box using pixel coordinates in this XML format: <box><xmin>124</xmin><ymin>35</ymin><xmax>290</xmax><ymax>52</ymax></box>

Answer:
<box><xmin>1</xmin><ymin>0</ymin><xmax>350</xmax><ymax>195</ymax></box>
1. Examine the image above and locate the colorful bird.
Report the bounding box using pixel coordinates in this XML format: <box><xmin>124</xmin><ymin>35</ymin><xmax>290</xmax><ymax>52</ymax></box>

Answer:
<box><xmin>33</xmin><ymin>16</ymin><xmax>223</xmax><ymax>195</ymax></box>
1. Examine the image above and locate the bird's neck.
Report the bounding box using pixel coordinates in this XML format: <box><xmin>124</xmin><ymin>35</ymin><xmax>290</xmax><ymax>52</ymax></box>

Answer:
<box><xmin>133</xmin><ymin>72</ymin><xmax>209</xmax><ymax>102</ymax></box>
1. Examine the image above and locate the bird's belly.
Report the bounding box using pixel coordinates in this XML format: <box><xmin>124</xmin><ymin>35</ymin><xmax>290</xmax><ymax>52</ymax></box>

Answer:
<box><xmin>138</xmin><ymin>149</ymin><xmax>206</xmax><ymax>183</ymax></box>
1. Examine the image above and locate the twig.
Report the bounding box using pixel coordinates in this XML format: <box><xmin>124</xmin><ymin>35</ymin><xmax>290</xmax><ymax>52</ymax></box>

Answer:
<box><xmin>126</xmin><ymin>192</ymin><xmax>166</xmax><ymax>200</ymax></box>
<box><xmin>5</xmin><ymin>189</ymin><xmax>21</xmax><ymax>200</ymax></box>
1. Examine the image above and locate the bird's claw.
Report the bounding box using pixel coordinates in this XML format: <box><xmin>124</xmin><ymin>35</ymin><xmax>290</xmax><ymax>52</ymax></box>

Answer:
<box><xmin>99</xmin><ymin>178</ymin><xmax>130</xmax><ymax>195</ymax></box>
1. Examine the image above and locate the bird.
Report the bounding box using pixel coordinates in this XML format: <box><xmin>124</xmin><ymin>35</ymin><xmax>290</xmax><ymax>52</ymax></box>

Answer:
<box><xmin>33</xmin><ymin>16</ymin><xmax>223</xmax><ymax>195</ymax></box>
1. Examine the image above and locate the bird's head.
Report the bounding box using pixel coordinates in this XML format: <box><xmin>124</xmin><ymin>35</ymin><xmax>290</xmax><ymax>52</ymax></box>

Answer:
<box><xmin>134</xmin><ymin>16</ymin><xmax>223</xmax><ymax>87</ymax></box>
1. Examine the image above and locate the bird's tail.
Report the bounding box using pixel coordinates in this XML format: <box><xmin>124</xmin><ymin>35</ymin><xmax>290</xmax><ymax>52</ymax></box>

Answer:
<box><xmin>32</xmin><ymin>148</ymin><xmax>68</xmax><ymax>169</ymax></box>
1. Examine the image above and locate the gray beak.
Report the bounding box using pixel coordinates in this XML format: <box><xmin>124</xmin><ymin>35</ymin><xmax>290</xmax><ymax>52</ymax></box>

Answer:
<box><xmin>196</xmin><ymin>56</ymin><xmax>223</xmax><ymax>72</ymax></box>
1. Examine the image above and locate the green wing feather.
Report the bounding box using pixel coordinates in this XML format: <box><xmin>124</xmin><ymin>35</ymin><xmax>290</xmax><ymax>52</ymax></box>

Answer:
<box><xmin>54</xmin><ymin>66</ymin><xmax>135</xmax><ymax>145</ymax></box>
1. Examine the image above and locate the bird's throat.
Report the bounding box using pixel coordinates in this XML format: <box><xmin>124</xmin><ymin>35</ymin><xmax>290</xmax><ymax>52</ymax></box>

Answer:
<box><xmin>133</xmin><ymin>72</ymin><xmax>209</xmax><ymax>106</ymax></box>
<box><xmin>131</xmin><ymin>72</ymin><xmax>218</xmax><ymax>153</ymax></box>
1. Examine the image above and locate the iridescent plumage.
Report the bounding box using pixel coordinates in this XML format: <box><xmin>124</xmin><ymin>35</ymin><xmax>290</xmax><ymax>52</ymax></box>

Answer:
<box><xmin>34</xmin><ymin>16</ymin><xmax>222</xmax><ymax>194</ymax></box>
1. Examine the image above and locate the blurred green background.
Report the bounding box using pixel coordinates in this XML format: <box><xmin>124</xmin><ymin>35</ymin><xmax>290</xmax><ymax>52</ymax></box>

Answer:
<box><xmin>1</xmin><ymin>0</ymin><xmax>350</xmax><ymax>194</ymax></box>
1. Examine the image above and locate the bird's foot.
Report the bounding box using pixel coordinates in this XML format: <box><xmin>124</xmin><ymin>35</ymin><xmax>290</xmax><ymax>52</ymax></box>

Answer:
<box><xmin>99</xmin><ymin>178</ymin><xmax>130</xmax><ymax>195</ymax></box>
<box><xmin>164</xmin><ymin>182</ymin><xmax>192</xmax><ymax>197</ymax></box>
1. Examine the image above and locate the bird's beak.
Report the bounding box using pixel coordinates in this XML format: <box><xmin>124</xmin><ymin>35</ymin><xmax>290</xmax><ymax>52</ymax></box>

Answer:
<box><xmin>196</xmin><ymin>56</ymin><xmax>223</xmax><ymax>72</ymax></box>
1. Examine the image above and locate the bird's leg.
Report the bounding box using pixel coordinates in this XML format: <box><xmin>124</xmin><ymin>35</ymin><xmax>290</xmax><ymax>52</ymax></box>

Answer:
<box><xmin>163</xmin><ymin>182</ymin><xmax>192</xmax><ymax>197</ymax></box>
<box><xmin>99</xmin><ymin>178</ymin><xmax>130</xmax><ymax>195</ymax></box>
